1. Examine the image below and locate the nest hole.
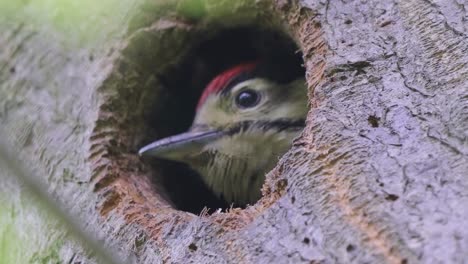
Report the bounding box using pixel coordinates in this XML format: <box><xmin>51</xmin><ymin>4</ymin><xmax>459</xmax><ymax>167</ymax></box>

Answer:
<box><xmin>138</xmin><ymin>26</ymin><xmax>305</xmax><ymax>214</ymax></box>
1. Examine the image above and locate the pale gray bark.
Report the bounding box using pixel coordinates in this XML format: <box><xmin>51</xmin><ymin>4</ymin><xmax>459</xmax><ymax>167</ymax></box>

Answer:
<box><xmin>0</xmin><ymin>0</ymin><xmax>467</xmax><ymax>263</ymax></box>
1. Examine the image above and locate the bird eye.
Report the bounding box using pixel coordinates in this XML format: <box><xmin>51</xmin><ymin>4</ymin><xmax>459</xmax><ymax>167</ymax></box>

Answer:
<box><xmin>235</xmin><ymin>89</ymin><xmax>261</xmax><ymax>108</ymax></box>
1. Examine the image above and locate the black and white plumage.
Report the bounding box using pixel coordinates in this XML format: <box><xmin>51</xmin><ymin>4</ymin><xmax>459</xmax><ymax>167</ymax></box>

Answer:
<box><xmin>139</xmin><ymin>61</ymin><xmax>307</xmax><ymax>206</ymax></box>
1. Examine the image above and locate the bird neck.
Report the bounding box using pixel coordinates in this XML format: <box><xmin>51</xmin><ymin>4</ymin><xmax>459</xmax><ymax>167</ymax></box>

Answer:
<box><xmin>189</xmin><ymin>124</ymin><xmax>303</xmax><ymax>205</ymax></box>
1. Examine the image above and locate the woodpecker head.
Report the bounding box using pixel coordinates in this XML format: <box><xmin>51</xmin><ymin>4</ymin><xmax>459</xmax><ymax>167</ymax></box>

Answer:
<box><xmin>139</xmin><ymin>61</ymin><xmax>307</xmax><ymax>206</ymax></box>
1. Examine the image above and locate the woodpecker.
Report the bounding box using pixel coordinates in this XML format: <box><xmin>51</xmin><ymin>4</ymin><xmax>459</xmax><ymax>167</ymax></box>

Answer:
<box><xmin>139</xmin><ymin>61</ymin><xmax>307</xmax><ymax>206</ymax></box>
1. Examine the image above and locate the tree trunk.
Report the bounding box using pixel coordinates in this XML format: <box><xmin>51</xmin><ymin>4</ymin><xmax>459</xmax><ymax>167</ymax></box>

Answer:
<box><xmin>1</xmin><ymin>0</ymin><xmax>467</xmax><ymax>263</ymax></box>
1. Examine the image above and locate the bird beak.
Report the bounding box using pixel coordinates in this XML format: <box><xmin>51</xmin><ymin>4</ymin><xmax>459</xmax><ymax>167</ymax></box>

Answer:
<box><xmin>138</xmin><ymin>129</ymin><xmax>224</xmax><ymax>161</ymax></box>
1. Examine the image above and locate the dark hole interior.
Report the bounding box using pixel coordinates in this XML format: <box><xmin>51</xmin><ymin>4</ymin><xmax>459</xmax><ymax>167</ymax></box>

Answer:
<box><xmin>141</xmin><ymin>27</ymin><xmax>305</xmax><ymax>214</ymax></box>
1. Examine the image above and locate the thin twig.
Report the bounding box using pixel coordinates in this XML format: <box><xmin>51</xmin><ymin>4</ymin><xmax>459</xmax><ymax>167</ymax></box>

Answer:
<box><xmin>0</xmin><ymin>137</ymin><xmax>130</xmax><ymax>264</ymax></box>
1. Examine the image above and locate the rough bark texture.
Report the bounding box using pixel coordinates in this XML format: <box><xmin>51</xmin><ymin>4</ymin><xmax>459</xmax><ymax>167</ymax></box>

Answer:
<box><xmin>1</xmin><ymin>0</ymin><xmax>467</xmax><ymax>263</ymax></box>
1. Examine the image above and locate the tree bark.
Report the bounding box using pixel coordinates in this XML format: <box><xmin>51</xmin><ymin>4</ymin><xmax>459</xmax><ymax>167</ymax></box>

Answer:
<box><xmin>1</xmin><ymin>0</ymin><xmax>467</xmax><ymax>263</ymax></box>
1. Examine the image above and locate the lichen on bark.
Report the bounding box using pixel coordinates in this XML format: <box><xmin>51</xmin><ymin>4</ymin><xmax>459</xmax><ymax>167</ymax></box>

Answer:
<box><xmin>1</xmin><ymin>0</ymin><xmax>467</xmax><ymax>263</ymax></box>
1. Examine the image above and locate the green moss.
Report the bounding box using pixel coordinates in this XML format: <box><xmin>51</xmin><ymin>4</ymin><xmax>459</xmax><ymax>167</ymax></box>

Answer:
<box><xmin>0</xmin><ymin>219</ymin><xmax>23</xmax><ymax>264</ymax></box>
<box><xmin>0</xmin><ymin>0</ymin><xmax>266</xmax><ymax>49</ymax></box>
<box><xmin>177</xmin><ymin>0</ymin><xmax>207</xmax><ymax>20</ymax></box>
<box><xmin>29</xmin><ymin>240</ymin><xmax>63</xmax><ymax>264</ymax></box>
<box><xmin>176</xmin><ymin>0</ymin><xmax>260</xmax><ymax>25</ymax></box>
<box><xmin>0</xmin><ymin>0</ymin><xmax>145</xmax><ymax>47</ymax></box>
<box><xmin>0</xmin><ymin>203</ymin><xmax>30</xmax><ymax>264</ymax></box>
<box><xmin>0</xmin><ymin>196</ymin><xmax>65</xmax><ymax>264</ymax></box>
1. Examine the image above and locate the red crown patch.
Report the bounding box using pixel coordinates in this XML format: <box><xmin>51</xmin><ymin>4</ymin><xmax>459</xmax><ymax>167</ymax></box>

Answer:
<box><xmin>196</xmin><ymin>62</ymin><xmax>258</xmax><ymax>110</ymax></box>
